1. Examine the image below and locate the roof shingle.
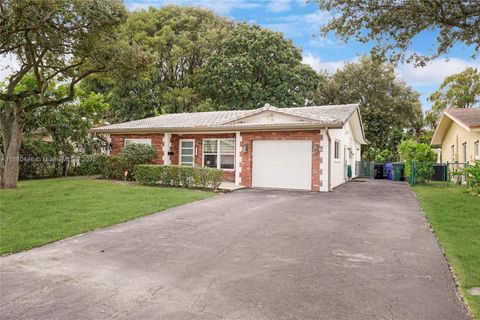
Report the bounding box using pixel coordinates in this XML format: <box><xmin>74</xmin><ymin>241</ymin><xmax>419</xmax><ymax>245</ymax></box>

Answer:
<box><xmin>445</xmin><ymin>108</ymin><xmax>480</xmax><ymax>129</ymax></box>
<box><xmin>92</xmin><ymin>104</ymin><xmax>360</xmax><ymax>133</ymax></box>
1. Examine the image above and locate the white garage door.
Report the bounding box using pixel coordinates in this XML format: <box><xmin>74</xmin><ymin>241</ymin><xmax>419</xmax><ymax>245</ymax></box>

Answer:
<box><xmin>252</xmin><ymin>140</ymin><xmax>312</xmax><ymax>190</ymax></box>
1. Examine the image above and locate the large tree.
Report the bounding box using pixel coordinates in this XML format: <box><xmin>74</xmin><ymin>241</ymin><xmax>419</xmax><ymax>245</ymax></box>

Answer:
<box><xmin>425</xmin><ymin>67</ymin><xmax>480</xmax><ymax>128</ymax></box>
<box><xmin>0</xmin><ymin>0</ymin><xmax>130</xmax><ymax>188</ymax></box>
<box><xmin>316</xmin><ymin>0</ymin><xmax>480</xmax><ymax>65</ymax></box>
<box><xmin>314</xmin><ymin>56</ymin><xmax>423</xmax><ymax>153</ymax></box>
<box><xmin>199</xmin><ymin>23</ymin><xmax>322</xmax><ymax>110</ymax></box>
<box><xmin>85</xmin><ymin>6</ymin><xmax>233</xmax><ymax>120</ymax></box>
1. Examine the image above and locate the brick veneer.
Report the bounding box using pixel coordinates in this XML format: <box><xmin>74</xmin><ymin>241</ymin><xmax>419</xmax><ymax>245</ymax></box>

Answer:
<box><xmin>170</xmin><ymin>133</ymin><xmax>235</xmax><ymax>182</ymax></box>
<box><xmin>169</xmin><ymin>133</ymin><xmax>236</xmax><ymax>182</ymax></box>
<box><xmin>110</xmin><ymin>134</ymin><xmax>164</xmax><ymax>164</ymax></box>
<box><xmin>240</xmin><ymin>130</ymin><xmax>322</xmax><ymax>191</ymax></box>
<box><xmin>110</xmin><ymin>131</ymin><xmax>323</xmax><ymax>189</ymax></box>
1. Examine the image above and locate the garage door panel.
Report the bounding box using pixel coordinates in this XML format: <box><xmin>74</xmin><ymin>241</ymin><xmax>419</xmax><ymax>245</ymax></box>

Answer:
<box><xmin>252</xmin><ymin>140</ymin><xmax>312</xmax><ymax>190</ymax></box>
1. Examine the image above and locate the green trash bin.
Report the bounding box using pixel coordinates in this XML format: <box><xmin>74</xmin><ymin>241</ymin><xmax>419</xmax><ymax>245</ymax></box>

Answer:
<box><xmin>392</xmin><ymin>162</ymin><xmax>405</xmax><ymax>181</ymax></box>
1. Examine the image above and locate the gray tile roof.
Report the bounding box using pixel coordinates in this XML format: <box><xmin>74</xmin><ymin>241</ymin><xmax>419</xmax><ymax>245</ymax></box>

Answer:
<box><xmin>445</xmin><ymin>108</ymin><xmax>480</xmax><ymax>129</ymax></box>
<box><xmin>92</xmin><ymin>103</ymin><xmax>360</xmax><ymax>133</ymax></box>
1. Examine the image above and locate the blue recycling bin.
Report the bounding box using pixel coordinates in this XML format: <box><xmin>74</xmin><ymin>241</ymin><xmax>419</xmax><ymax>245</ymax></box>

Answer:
<box><xmin>386</xmin><ymin>162</ymin><xmax>393</xmax><ymax>180</ymax></box>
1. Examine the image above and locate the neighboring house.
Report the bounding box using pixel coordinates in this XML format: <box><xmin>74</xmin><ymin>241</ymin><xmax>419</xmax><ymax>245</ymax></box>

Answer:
<box><xmin>431</xmin><ymin>108</ymin><xmax>480</xmax><ymax>163</ymax></box>
<box><xmin>92</xmin><ymin>104</ymin><xmax>367</xmax><ymax>192</ymax></box>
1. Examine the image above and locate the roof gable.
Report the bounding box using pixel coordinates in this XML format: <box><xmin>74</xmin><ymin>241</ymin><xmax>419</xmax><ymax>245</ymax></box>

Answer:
<box><xmin>431</xmin><ymin>108</ymin><xmax>480</xmax><ymax>145</ymax></box>
<box><xmin>222</xmin><ymin>104</ymin><xmax>317</xmax><ymax>125</ymax></box>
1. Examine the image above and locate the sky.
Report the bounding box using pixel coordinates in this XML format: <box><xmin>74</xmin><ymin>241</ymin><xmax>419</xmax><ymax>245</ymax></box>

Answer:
<box><xmin>1</xmin><ymin>0</ymin><xmax>478</xmax><ymax>111</ymax></box>
<box><xmin>123</xmin><ymin>0</ymin><xmax>479</xmax><ymax>110</ymax></box>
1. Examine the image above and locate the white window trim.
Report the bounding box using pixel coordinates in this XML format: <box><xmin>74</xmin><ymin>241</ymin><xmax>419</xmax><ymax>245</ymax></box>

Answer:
<box><xmin>124</xmin><ymin>138</ymin><xmax>152</xmax><ymax>146</ymax></box>
<box><xmin>179</xmin><ymin>139</ymin><xmax>195</xmax><ymax>166</ymax></box>
<box><xmin>462</xmin><ymin>142</ymin><xmax>467</xmax><ymax>163</ymax></box>
<box><xmin>474</xmin><ymin>141</ymin><xmax>479</xmax><ymax>159</ymax></box>
<box><xmin>202</xmin><ymin>138</ymin><xmax>235</xmax><ymax>171</ymax></box>
<box><xmin>451</xmin><ymin>145</ymin><xmax>455</xmax><ymax>162</ymax></box>
<box><xmin>334</xmin><ymin>139</ymin><xmax>341</xmax><ymax>160</ymax></box>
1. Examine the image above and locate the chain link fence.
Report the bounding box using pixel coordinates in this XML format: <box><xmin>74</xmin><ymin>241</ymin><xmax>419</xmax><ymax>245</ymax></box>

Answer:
<box><xmin>356</xmin><ymin>161</ymin><xmax>471</xmax><ymax>188</ymax></box>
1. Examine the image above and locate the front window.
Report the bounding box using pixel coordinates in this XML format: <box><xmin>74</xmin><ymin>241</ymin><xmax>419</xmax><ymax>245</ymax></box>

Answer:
<box><xmin>475</xmin><ymin>141</ymin><xmax>479</xmax><ymax>159</ymax></box>
<box><xmin>180</xmin><ymin>139</ymin><xmax>194</xmax><ymax>166</ymax></box>
<box><xmin>451</xmin><ymin>145</ymin><xmax>455</xmax><ymax>162</ymax></box>
<box><xmin>203</xmin><ymin>139</ymin><xmax>235</xmax><ymax>169</ymax></box>
<box><xmin>124</xmin><ymin>138</ymin><xmax>151</xmax><ymax>146</ymax></box>
<box><xmin>462</xmin><ymin>142</ymin><xmax>467</xmax><ymax>163</ymax></box>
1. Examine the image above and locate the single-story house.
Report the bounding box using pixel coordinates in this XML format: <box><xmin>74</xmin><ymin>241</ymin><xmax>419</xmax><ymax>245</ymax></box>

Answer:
<box><xmin>431</xmin><ymin>108</ymin><xmax>480</xmax><ymax>163</ymax></box>
<box><xmin>92</xmin><ymin>103</ymin><xmax>367</xmax><ymax>192</ymax></box>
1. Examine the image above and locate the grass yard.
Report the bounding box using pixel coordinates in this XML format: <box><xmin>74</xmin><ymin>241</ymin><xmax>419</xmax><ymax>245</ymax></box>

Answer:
<box><xmin>0</xmin><ymin>177</ymin><xmax>215</xmax><ymax>255</ymax></box>
<box><xmin>412</xmin><ymin>182</ymin><xmax>480</xmax><ymax>318</ymax></box>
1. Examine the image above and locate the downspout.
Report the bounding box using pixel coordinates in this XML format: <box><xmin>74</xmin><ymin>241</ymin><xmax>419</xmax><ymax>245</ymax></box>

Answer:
<box><xmin>325</xmin><ymin>127</ymin><xmax>332</xmax><ymax>191</ymax></box>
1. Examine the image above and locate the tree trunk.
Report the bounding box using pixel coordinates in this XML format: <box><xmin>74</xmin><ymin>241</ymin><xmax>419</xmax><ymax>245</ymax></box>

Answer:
<box><xmin>0</xmin><ymin>102</ymin><xmax>24</xmax><ymax>189</ymax></box>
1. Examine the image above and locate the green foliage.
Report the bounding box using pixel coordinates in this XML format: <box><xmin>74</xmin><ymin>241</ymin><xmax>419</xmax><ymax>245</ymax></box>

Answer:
<box><xmin>120</xmin><ymin>143</ymin><xmax>156</xmax><ymax>177</ymax></box>
<box><xmin>457</xmin><ymin>161</ymin><xmax>480</xmax><ymax>194</ymax></box>
<box><xmin>426</xmin><ymin>67</ymin><xmax>480</xmax><ymax>129</ymax></box>
<box><xmin>76</xmin><ymin>155</ymin><xmax>108</xmax><ymax>176</ymax></box>
<box><xmin>316</xmin><ymin>0</ymin><xmax>479</xmax><ymax>65</ymax></box>
<box><xmin>135</xmin><ymin>165</ymin><xmax>224</xmax><ymax>190</ymax></box>
<box><xmin>98</xmin><ymin>156</ymin><xmax>125</xmax><ymax>180</ymax></box>
<box><xmin>200</xmin><ymin>23</ymin><xmax>321</xmax><ymax>110</ymax></box>
<box><xmin>398</xmin><ymin>140</ymin><xmax>437</xmax><ymax>184</ymax></box>
<box><xmin>85</xmin><ymin>7</ymin><xmax>321</xmax><ymax>120</ymax></box>
<box><xmin>367</xmin><ymin>148</ymin><xmax>391</xmax><ymax>162</ymax></box>
<box><xmin>315</xmin><ymin>56</ymin><xmax>423</xmax><ymax>151</ymax></box>
<box><xmin>84</xmin><ymin>6</ymin><xmax>232</xmax><ymax>120</ymax></box>
<box><xmin>18</xmin><ymin>139</ymin><xmax>59</xmax><ymax>179</ymax></box>
<box><xmin>1</xmin><ymin>0</ymin><xmax>135</xmax><ymax>188</ymax></box>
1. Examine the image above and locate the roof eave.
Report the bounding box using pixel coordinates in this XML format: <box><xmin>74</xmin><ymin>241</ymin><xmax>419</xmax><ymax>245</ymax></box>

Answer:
<box><xmin>91</xmin><ymin>123</ymin><xmax>344</xmax><ymax>134</ymax></box>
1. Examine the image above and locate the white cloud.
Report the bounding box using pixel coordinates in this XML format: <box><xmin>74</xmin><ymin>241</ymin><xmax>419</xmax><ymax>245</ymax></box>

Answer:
<box><xmin>264</xmin><ymin>11</ymin><xmax>339</xmax><ymax>47</ymax></box>
<box><xmin>0</xmin><ymin>54</ymin><xmax>19</xmax><ymax>82</ymax></box>
<box><xmin>125</xmin><ymin>0</ymin><xmax>261</xmax><ymax>15</ymax></box>
<box><xmin>266</xmin><ymin>0</ymin><xmax>292</xmax><ymax>13</ymax></box>
<box><xmin>302</xmin><ymin>53</ymin><xmax>355</xmax><ymax>74</ymax></box>
<box><xmin>396</xmin><ymin>58</ymin><xmax>480</xmax><ymax>87</ymax></box>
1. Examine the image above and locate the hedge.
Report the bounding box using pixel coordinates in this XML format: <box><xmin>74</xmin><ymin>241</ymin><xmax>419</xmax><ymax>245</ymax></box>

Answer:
<box><xmin>76</xmin><ymin>155</ymin><xmax>107</xmax><ymax>176</ymax></box>
<box><xmin>135</xmin><ymin>165</ymin><xmax>224</xmax><ymax>190</ymax></box>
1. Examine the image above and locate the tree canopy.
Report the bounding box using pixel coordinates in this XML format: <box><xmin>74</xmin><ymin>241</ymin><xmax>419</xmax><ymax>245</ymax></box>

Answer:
<box><xmin>316</xmin><ymin>0</ymin><xmax>480</xmax><ymax>65</ymax></box>
<box><xmin>199</xmin><ymin>23</ymin><xmax>322</xmax><ymax>110</ymax></box>
<box><xmin>0</xmin><ymin>0</ymin><xmax>130</xmax><ymax>188</ymax></box>
<box><xmin>85</xmin><ymin>5</ymin><xmax>233</xmax><ymax>120</ymax></box>
<box><xmin>87</xmin><ymin>7</ymin><xmax>322</xmax><ymax>120</ymax></box>
<box><xmin>425</xmin><ymin>67</ymin><xmax>480</xmax><ymax>128</ymax></box>
<box><xmin>314</xmin><ymin>56</ymin><xmax>423</xmax><ymax>155</ymax></box>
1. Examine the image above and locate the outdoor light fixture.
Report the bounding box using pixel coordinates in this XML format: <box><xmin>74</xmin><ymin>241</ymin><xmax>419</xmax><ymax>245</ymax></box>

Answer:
<box><xmin>242</xmin><ymin>144</ymin><xmax>248</xmax><ymax>153</ymax></box>
<box><xmin>313</xmin><ymin>143</ymin><xmax>319</xmax><ymax>153</ymax></box>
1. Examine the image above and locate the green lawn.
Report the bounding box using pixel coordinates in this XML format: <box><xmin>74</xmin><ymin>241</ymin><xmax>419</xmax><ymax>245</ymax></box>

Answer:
<box><xmin>0</xmin><ymin>177</ymin><xmax>215</xmax><ymax>255</ymax></box>
<box><xmin>412</xmin><ymin>182</ymin><xmax>480</xmax><ymax>318</ymax></box>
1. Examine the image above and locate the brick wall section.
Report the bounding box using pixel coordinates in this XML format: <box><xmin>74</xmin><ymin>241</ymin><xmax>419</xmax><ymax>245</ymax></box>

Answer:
<box><xmin>169</xmin><ymin>133</ymin><xmax>236</xmax><ymax>182</ymax></box>
<box><xmin>240</xmin><ymin>130</ymin><xmax>322</xmax><ymax>191</ymax></box>
<box><xmin>110</xmin><ymin>134</ymin><xmax>164</xmax><ymax>164</ymax></box>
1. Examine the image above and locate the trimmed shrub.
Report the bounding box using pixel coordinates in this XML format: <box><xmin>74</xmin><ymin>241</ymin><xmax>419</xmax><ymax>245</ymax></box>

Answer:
<box><xmin>120</xmin><ymin>143</ymin><xmax>156</xmax><ymax>179</ymax></box>
<box><xmin>135</xmin><ymin>165</ymin><xmax>224</xmax><ymax>190</ymax></box>
<box><xmin>76</xmin><ymin>155</ymin><xmax>107</xmax><ymax>176</ymax></box>
<box><xmin>100</xmin><ymin>156</ymin><xmax>126</xmax><ymax>180</ymax></box>
<box><xmin>134</xmin><ymin>164</ymin><xmax>163</xmax><ymax>185</ymax></box>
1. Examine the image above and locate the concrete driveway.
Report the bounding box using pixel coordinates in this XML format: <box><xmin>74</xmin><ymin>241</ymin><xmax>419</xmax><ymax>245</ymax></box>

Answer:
<box><xmin>0</xmin><ymin>180</ymin><xmax>469</xmax><ymax>320</ymax></box>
